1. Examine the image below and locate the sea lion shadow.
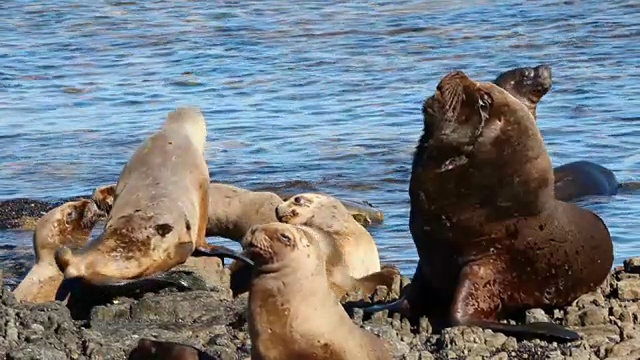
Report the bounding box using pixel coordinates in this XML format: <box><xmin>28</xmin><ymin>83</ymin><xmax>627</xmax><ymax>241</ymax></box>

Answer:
<box><xmin>55</xmin><ymin>271</ymin><xmax>208</xmax><ymax>320</ymax></box>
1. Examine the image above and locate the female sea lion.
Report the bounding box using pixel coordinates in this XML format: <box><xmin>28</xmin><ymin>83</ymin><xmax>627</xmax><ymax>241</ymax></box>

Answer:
<box><xmin>55</xmin><ymin>107</ymin><xmax>249</xmax><ymax>285</ymax></box>
<box><xmin>275</xmin><ymin>192</ymin><xmax>381</xmax><ymax>278</ymax></box>
<box><xmin>244</xmin><ymin>222</ymin><xmax>393</xmax><ymax>360</ymax></box>
<box><xmin>13</xmin><ymin>199</ymin><xmax>104</xmax><ymax>303</ymax></box>
<box><xmin>370</xmin><ymin>71</ymin><xmax>614</xmax><ymax>342</ymax></box>
<box><xmin>494</xmin><ymin>64</ymin><xmax>619</xmax><ymax>201</ymax></box>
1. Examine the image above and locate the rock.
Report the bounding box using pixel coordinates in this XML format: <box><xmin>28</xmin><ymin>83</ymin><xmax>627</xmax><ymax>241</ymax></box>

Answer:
<box><xmin>525</xmin><ymin>308</ymin><xmax>551</xmax><ymax>323</ymax></box>
<box><xmin>617</xmin><ymin>278</ymin><xmax>640</xmax><ymax>300</ymax></box>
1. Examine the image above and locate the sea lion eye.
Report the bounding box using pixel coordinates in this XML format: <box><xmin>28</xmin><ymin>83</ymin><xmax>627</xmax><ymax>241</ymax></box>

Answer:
<box><xmin>293</xmin><ymin>196</ymin><xmax>304</xmax><ymax>205</ymax></box>
<box><xmin>478</xmin><ymin>94</ymin><xmax>492</xmax><ymax>113</ymax></box>
<box><xmin>279</xmin><ymin>232</ymin><xmax>292</xmax><ymax>244</ymax></box>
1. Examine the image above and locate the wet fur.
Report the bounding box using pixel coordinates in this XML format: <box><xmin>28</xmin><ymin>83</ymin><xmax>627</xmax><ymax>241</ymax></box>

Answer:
<box><xmin>404</xmin><ymin>71</ymin><xmax>613</xmax><ymax>341</ymax></box>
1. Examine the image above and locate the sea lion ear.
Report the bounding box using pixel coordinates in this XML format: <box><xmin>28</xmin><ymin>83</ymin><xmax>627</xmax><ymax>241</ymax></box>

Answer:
<box><xmin>154</xmin><ymin>223</ymin><xmax>174</xmax><ymax>237</ymax></box>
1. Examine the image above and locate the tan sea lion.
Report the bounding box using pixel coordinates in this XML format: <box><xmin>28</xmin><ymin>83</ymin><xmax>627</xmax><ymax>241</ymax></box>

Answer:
<box><xmin>367</xmin><ymin>70</ymin><xmax>614</xmax><ymax>342</ymax></box>
<box><xmin>275</xmin><ymin>192</ymin><xmax>381</xmax><ymax>278</ymax></box>
<box><xmin>12</xmin><ymin>199</ymin><xmax>104</xmax><ymax>303</ymax></box>
<box><xmin>244</xmin><ymin>222</ymin><xmax>393</xmax><ymax>360</ymax></box>
<box><xmin>494</xmin><ymin>64</ymin><xmax>620</xmax><ymax>201</ymax></box>
<box><xmin>55</xmin><ymin>107</ymin><xmax>249</xmax><ymax>285</ymax></box>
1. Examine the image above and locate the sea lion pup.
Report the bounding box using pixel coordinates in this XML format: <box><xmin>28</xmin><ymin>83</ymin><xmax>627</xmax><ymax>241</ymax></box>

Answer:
<box><xmin>13</xmin><ymin>199</ymin><xmax>104</xmax><ymax>303</ymax></box>
<box><xmin>244</xmin><ymin>222</ymin><xmax>393</xmax><ymax>360</ymax></box>
<box><xmin>128</xmin><ymin>338</ymin><xmax>215</xmax><ymax>360</ymax></box>
<box><xmin>276</xmin><ymin>192</ymin><xmax>381</xmax><ymax>278</ymax></box>
<box><xmin>55</xmin><ymin>107</ymin><xmax>250</xmax><ymax>285</ymax></box>
<box><xmin>494</xmin><ymin>64</ymin><xmax>619</xmax><ymax>201</ymax></box>
<box><xmin>368</xmin><ymin>71</ymin><xmax>614</xmax><ymax>342</ymax></box>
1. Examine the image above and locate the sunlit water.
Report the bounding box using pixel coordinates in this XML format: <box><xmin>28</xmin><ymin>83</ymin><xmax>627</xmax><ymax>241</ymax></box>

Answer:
<box><xmin>0</xmin><ymin>0</ymin><xmax>638</xmax><ymax>279</ymax></box>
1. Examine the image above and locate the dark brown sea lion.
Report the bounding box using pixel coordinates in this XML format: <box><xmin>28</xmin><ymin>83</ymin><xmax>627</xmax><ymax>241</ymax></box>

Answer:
<box><xmin>128</xmin><ymin>338</ymin><xmax>215</xmax><ymax>360</ymax></box>
<box><xmin>494</xmin><ymin>64</ymin><xmax>619</xmax><ymax>201</ymax></box>
<box><xmin>12</xmin><ymin>199</ymin><xmax>104</xmax><ymax>303</ymax></box>
<box><xmin>244</xmin><ymin>222</ymin><xmax>394</xmax><ymax>360</ymax></box>
<box><xmin>368</xmin><ymin>70</ymin><xmax>613</xmax><ymax>342</ymax></box>
<box><xmin>55</xmin><ymin>107</ymin><xmax>249</xmax><ymax>286</ymax></box>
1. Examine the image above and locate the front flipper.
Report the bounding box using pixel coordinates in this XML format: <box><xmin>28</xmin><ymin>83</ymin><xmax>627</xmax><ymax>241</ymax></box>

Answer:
<box><xmin>452</xmin><ymin>262</ymin><xmax>580</xmax><ymax>343</ymax></box>
<box><xmin>192</xmin><ymin>244</ymin><xmax>254</xmax><ymax>267</ymax></box>
<box><xmin>229</xmin><ymin>259</ymin><xmax>253</xmax><ymax>297</ymax></box>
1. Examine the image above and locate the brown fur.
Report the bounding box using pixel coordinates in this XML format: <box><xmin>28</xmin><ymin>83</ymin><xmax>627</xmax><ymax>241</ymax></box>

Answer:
<box><xmin>405</xmin><ymin>70</ymin><xmax>613</xmax><ymax>331</ymax></box>
<box><xmin>493</xmin><ymin>64</ymin><xmax>552</xmax><ymax>119</ymax></box>
<box><xmin>55</xmin><ymin>107</ymin><xmax>217</xmax><ymax>284</ymax></box>
<box><xmin>13</xmin><ymin>199</ymin><xmax>104</xmax><ymax>303</ymax></box>
<box><xmin>244</xmin><ymin>222</ymin><xmax>393</xmax><ymax>360</ymax></box>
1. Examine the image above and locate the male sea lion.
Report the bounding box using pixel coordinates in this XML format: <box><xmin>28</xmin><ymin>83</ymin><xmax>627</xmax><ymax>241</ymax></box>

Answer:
<box><xmin>368</xmin><ymin>71</ymin><xmax>614</xmax><ymax>342</ymax></box>
<box><xmin>55</xmin><ymin>107</ymin><xmax>249</xmax><ymax>285</ymax></box>
<box><xmin>494</xmin><ymin>64</ymin><xmax>619</xmax><ymax>201</ymax></box>
<box><xmin>13</xmin><ymin>199</ymin><xmax>104</xmax><ymax>303</ymax></box>
<box><xmin>275</xmin><ymin>192</ymin><xmax>381</xmax><ymax>278</ymax></box>
<box><xmin>244</xmin><ymin>222</ymin><xmax>393</xmax><ymax>360</ymax></box>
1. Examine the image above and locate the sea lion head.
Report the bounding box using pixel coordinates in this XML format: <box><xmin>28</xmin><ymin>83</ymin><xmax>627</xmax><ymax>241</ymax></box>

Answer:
<box><xmin>494</xmin><ymin>64</ymin><xmax>552</xmax><ymax>119</ymax></box>
<box><xmin>92</xmin><ymin>184</ymin><xmax>116</xmax><ymax>213</ymax></box>
<box><xmin>34</xmin><ymin>199</ymin><xmax>105</xmax><ymax>264</ymax></box>
<box><xmin>163</xmin><ymin>107</ymin><xmax>207</xmax><ymax>154</ymax></box>
<box><xmin>275</xmin><ymin>193</ymin><xmax>348</xmax><ymax>226</ymax></box>
<box><xmin>241</xmin><ymin>222</ymin><xmax>318</xmax><ymax>273</ymax></box>
<box><xmin>54</xmin><ymin>211</ymin><xmax>194</xmax><ymax>284</ymax></box>
<box><xmin>421</xmin><ymin>70</ymin><xmax>544</xmax><ymax>168</ymax></box>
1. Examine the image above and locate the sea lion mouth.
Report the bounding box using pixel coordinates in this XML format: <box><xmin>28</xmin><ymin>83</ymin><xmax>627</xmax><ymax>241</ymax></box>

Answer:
<box><xmin>243</xmin><ymin>243</ymin><xmax>274</xmax><ymax>266</ymax></box>
<box><xmin>275</xmin><ymin>206</ymin><xmax>297</xmax><ymax>223</ymax></box>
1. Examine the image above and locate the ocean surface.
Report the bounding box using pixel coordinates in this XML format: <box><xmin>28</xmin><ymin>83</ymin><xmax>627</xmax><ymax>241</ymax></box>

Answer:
<box><xmin>0</xmin><ymin>0</ymin><xmax>638</xmax><ymax>276</ymax></box>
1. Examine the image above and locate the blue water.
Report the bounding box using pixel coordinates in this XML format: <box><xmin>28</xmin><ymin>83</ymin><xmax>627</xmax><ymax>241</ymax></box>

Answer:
<box><xmin>0</xmin><ymin>0</ymin><xmax>638</xmax><ymax>276</ymax></box>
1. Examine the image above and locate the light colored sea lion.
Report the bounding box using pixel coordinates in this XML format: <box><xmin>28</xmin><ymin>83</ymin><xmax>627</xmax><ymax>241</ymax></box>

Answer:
<box><xmin>12</xmin><ymin>199</ymin><xmax>104</xmax><ymax>303</ymax></box>
<box><xmin>55</xmin><ymin>107</ymin><xmax>248</xmax><ymax>285</ymax></box>
<box><xmin>368</xmin><ymin>71</ymin><xmax>613</xmax><ymax>342</ymax></box>
<box><xmin>494</xmin><ymin>64</ymin><xmax>619</xmax><ymax>201</ymax></box>
<box><xmin>244</xmin><ymin>222</ymin><xmax>393</xmax><ymax>360</ymax></box>
<box><xmin>275</xmin><ymin>192</ymin><xmax>381</xmax><ymax>278</ymax></box>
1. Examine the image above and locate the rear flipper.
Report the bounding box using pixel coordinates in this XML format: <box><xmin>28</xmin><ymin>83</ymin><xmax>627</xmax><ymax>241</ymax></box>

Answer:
<box><xmin>353</xmin><ymin>265</ymin><xmax>401</xmax><ymax>297</ymax></box>
<box><xmin>192</xmin><ymin>244</ymin><xmax>254</xmax><ymax>267</ymax></box>
<box><xmin>452</xmin><ymin>262</ymin><xmax>580</xmax><ymax>343</ymax></box>
<box><xmin>128</xmin><ymin>338</ymin><xmax>216</xmax><ymax>360</ymax></box>
<box><xmin>464</xmin><ymin>320</ymin><xmax>580</xmax><ymax>342</ymax></box>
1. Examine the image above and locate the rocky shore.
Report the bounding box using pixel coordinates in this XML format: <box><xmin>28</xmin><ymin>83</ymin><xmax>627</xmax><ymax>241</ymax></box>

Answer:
<box><xmin>0</xmin><ymin>255</ymin><xmax>639</xmax><ymax>360</ymax></box>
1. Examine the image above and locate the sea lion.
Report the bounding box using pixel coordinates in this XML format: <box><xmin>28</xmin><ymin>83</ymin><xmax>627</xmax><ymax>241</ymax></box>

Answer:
<box><xmin>95</xmin><ymin>182</ymin><xmax>281</xmax><ymax>241</ymax></box>
<box><xmin>12</xmin><ymin>199</ymin><xmax>104</xmax><ymax>303</ymax></box>
<box><xmin>494</xmin><ymin>64</ymin><xmax>619</xmax><ymax>201</ymax></box>
<box><xmin>128</xmin><ymin>338</ymin><xmax>215</xmax><ymax>360</ymax></box>
<box><xmin>493</xmin><ymin>64</ymin><xmax>552</xmax><ymax>119</ymax></box>
<box><xmin>276</xmin><ymin>192</ymin><xmax>381</xmax><ymax>278</ymax></box>
<box><xmin>368</xmin><ymin>71</ymin><xmax>614</xmax><ymax>342</ymax></box>
<box><xmin>94</xmin><ymin>182</ymin><xmax>382</xmax><ymax>236</ymax></box>
<box><xmin>244</xmin><ymin>222</ymin><xmax>393</xmax><ymax>360</ymax></box>
<box><xmin>55</xmin><ymin>107</ymin><xmax>249</xmax><ymax>285</ymax></box>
